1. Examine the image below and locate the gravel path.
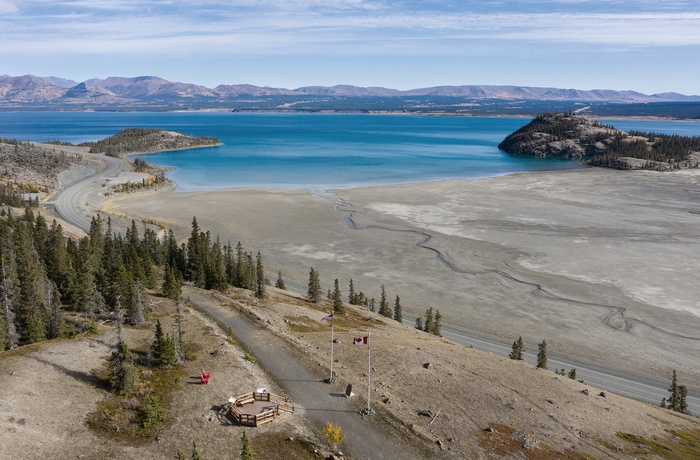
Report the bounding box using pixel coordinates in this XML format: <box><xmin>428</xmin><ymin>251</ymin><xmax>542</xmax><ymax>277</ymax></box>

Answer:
<box><xmin>184</xmin><ymin>289</ymin><xmax>430</xmax><ymax>460</ymax></box>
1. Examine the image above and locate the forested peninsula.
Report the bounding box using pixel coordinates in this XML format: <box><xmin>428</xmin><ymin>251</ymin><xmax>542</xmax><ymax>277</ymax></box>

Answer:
<box><xmin>498</xmin><ymin>113</ymin><xmax>700</xmax><ymax>170</ymax></box>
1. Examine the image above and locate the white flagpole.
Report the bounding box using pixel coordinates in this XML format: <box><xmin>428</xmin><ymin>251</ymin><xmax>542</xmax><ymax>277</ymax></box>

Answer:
<box><xmin>367</xmin><ymin>332</ymin><xmax>371</xmax><ymax>413</ymax></box>
<box><xmin>329</xmin><ymin>313</ymin><xmax>335</xmax><ymax>383</ymax></box>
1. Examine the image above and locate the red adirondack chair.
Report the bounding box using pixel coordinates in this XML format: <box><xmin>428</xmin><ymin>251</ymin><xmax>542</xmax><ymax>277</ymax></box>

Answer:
<box><xmin>200</xmin><ymin>369</ymin><xmax>210</xmax><ymax>385</ymax></box>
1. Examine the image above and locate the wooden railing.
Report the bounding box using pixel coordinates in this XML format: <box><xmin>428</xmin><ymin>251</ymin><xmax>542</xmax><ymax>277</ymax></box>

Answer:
<box><xmin>230</xmin><ymin>391</ymin><xmax>295</xmax><ymax>426</ymax></box>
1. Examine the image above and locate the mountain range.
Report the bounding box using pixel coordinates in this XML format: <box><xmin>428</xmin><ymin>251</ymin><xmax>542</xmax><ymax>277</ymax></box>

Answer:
<box><xmin>1</xmin><ymin>74</ymin><xmax>700</xmax><ymax>115</ymax></box>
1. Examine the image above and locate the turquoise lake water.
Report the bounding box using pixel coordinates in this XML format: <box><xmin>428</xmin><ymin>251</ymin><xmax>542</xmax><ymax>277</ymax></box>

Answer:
<box><xmin>1</xmin><ymin>112</ymin><xmax>699</xmax><ymax>191</ymax></box>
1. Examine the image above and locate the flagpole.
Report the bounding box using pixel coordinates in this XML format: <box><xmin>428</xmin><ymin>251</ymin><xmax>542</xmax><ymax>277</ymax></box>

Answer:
<box><xmin>329</xmin><ymin>313</ymin><xmax>335</xmax><ymax>383</ymax></box>
<box><xmin>367</xmin><ymin>332</ymin><xmax>371</xmax><ymax>413</ymax></box>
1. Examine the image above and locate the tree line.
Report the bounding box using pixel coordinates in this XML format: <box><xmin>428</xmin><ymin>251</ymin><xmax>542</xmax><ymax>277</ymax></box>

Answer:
<box><xmin>305</xmin><ymin>270</ymin><xmax>442</xmax><ymax>336</ymax></box>
<box><xmin>0</xmin><ymin>209</ymin><xmax>264</xmax><ymax>350</ymax></box>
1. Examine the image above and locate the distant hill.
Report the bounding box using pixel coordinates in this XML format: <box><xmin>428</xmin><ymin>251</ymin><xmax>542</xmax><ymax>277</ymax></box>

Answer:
<box><xmin>498</xmin><ymin>112</ymin><xmax>700</xmax><ymax>170</ymax></box>
<box><xmin>1</xmin><ymin>74</ymin><xmax>700</xmax><ymax>116</ymax></box>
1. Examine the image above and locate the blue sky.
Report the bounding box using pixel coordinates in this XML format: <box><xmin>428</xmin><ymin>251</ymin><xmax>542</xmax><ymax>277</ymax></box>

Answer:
<box><xmin>1</xmin><ymin>0</ymin><xmax>699</xmax><ymax>94</ymax></box>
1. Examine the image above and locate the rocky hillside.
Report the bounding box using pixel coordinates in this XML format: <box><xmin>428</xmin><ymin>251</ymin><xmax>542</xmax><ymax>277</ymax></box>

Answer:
<box><xmin>498</xmin><ymin>112</ymin><xmax>700</xmax><ymax>170</ymax></box>
<box><xmin>0</xmin><ymin>139</ymin><xmax>84</xmax><ymax>193</ymax></box>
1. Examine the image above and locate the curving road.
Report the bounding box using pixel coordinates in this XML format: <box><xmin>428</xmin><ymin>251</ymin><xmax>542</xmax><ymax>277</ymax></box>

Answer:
<box><xmin>44</xmin><ymin>149</ymin><xmax>126</xmax><ymax>233</ymax></box>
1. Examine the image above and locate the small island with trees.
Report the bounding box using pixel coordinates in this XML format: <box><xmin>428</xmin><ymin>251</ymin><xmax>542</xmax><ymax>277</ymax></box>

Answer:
<box><xmin>79</xmin><ymin>128</ymin><xmax>220</xmax><ymax>157</ymax></box>
<box><xmin>498</xmin><ymin>112</ymin><xmax>700</xmax><ymax>171</ymax></box>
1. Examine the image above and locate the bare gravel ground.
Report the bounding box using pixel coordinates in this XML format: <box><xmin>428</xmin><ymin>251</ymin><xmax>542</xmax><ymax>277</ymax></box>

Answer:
<box><xmin>0</xmin><ymin>299</ymin><xmax>319</xmax><ymax>460</ymax></box>
<box><xmin>102</xmin><ymin>168</ymin><xmax>700</xmax><ymax>389</ymax></box>
<box><xmin>3</xmin><ymin>284</ymin><xmax>698</xmax><ymax>460</ymax></box>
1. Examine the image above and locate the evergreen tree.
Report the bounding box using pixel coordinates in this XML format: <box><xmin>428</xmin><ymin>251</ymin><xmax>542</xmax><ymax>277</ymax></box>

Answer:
<box><xmin>275</xmin><ymin>270</ymin><xmax>286</xmax><ymax>290</ymax></box>
<box><xmin>332</xmin><ymin>278</ymin><xmax>344</xmax><ymax>313</ymax></box>
<box><xmin>207</xmin><ymin>235</ymin><xmax>228</xmax><ymax>291</ymax></box>
<box><xmin>13</xmin><ymin>221</ymin><xmax>47</xmax><ymax>344</ymax></box>
<box><xmin>423</xmin><ymin>307</ymin><xmax>434</xmax><ymax>334</ymax></box>
<box><xmin>191</xmin><ymin>440</ymin><xmax>201</xmax><ymax>460</ymax></box>
<box><xmin>348</xmin><ymin>279</ymin><xmax>356</xmax><ymax>305</ymax></box>
<box><xmin>378</xmin><ymin>284</ymin><xmax>391</xmax><ymax>318</ymax></box>
<box><xmin>233</xmin><ymin>242</ymin><xmax>247</xmax><ymax>288</ymax></box>
<box><xmin>509</xmin><ymin>336</ymin><xmax>524</xmax><ymax>360</ymax></box>
<box><xmin>0</xmin><ymin>249</ymin><xmax>20</xmax><ymax>350</ymax></box>
<box><xmin>175</xmin><ymin>448</ymin><xmax>187</xmax><ymax>460</ymax></box>
<box><xmin>152</xmin><ymin>320</ymin><xmax>177</xmax><ymax>367</ymax></box>
<box><xmin>44</xmin><ymin>280</ymin><xmax>65</xmax><ymax>339</ymax></box>
<box><xmin>108</xmin><ymin>339</ymin><xmax>138</xmax><ymax>394</ymax></box>
<box><xmin>393</xmin><ymin>295</ymin><xmax>403</xmax><ymax>323</ymax></box>
<box><xmin>255</xmin><ymin>251</ymin><xmax>265</xmax><ymax>299</ymax></box>
<box><xmin>536</xmin><ymin>340</ymin><xmax>548</xmax><ymax>369</ymax></box>
<box><xmin>174</xmin><ymin>301</ymin><xmax>185</xmax><ymax>362</ymax></box>
<box><xmin>679</xmin><ymin>385</ymin><xmax>689</xmax><ymax>414</ymax></box>
<box><xmin>307</xmin><ymin>267</ymin><xmax>321</xmax><ymax>303</ymax></box>
<box><xmin>414</xmin><ymin>316</ymin><xmax>423</xmax><ymax>331</ymax></box>
<box><xmin>568</xmin><ymin>368</ymin><xmax>577</xmax><ymax>380</ymax></box>
<box><xmin>127</xmin><ymin>278</ymin><xmax>146</xmax><ymax>325</ymax></box>
<box><xmin>186</xmin><ymin>217</ymin><xmax>206</xmax><ymax>288</ymax></box>
<box><xmin>137</xmin><ymin>394</ymin><xmax>167</xmax><ymax>429</ymax></box>
<box><xmin>240</xmin><ymin>430</ymin><xmax>256</xmax><ymax>460</ymax></box>
<box><xmin>44</xmin><ymin>220</ymin><xmax>74</xmax><ymax>304</ymax></box>
<box><xmin>665</xmin><ymin>370</ymin><xmax>689</xmax><ymax>413</ymax></box>
<box><xmin>368</xmin><ymin>298</ymin><xmax>376</xmax><ymax>312</ymax></box>
<box><xmin>432</xmin><ymin>310</ymin><xmax>442</xmax><ymax>336</ymax></box>
<box><xmin>162</xmin><ymin>266</ymin><xmax>182</xmax><ymax>301</ymax></box>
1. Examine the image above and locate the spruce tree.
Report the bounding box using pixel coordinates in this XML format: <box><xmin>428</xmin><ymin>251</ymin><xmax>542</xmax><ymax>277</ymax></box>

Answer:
<box><xmin>255</xmin><ymin>251</ymin><xmax>265</xmax><ymax>299</ymax></box>
<box><xmin>152</xmin><ymin>320</ymin><xmax>177</xmax><ymax>367</ymax></box>
<box><xmin>368</xmin><ymin>298</ymin><xmax>376</xmax><ymax>312</ymax></box>
<box><xmin>568</xmin><ymin>368</ymin><xmax>577</xmax><ymax>380</ymax></box>
<box><xmin>423</xmin><ymin>308</ymin><xmax>434</xmax><ymax>334</ymax></box>
<box><xmin>414</xmin><ymin>316</ymin><xmax>423</xmax><ymax>330</ymax></box>
<box><xmin>332</xmin><ymin>278</ymin><xmax>344</xmax><ymax>314</ymax></box>
<box><xmin>432</xmin><ymin>310</ymin><xmax>442</xmax><ymax>336</ymax></box>
<box><xmin>191</xmin><ymin>440</ymin><xmax>201</xmax><ymax>460</ymax></box>
<box><xmin>275</xmin><ymin>270</ymin><xmax>286</xmax><ymax>290</ymax></box>
<box><xmin>240</xmin><ymin>430</ymin><xmax>256</xmax><ymax>460</ymax></box>
<box><xmin>665</xmin><ymin>370</ymin><xmax>688</xmax><ymax>413</ymax></box>
<box><xmin>393</xmin><ymin>295</ymin><xmax>403</xmax><ymax>323</ymax></box>
<box><xmin>162</xmin><ymin>266</ymin><xmax>182</xmax><ymax>301</ymax></box>
<box><xmin>679</xmin><ymin>385</ymin><xmax>689</xmax><ymax>414</ymax></box>
<box><xmin>174</xmin><ymin>301</ymin><xmax>185</xmax><ymax>363</ymax></box>
<box><xmin>0</xmin><ymin>251</ymin><xmax>20</xmax><ymax>350</ymax></box>
<box><xmin>307</xmin><ymin>267</ymin><xmax>321</xmax><ymax>303</ymax></box>
<box><xmin>536</xmin><ymin>340</ymin><xmax>548</xmax><ymax>369</ymax></box>
<box><xmin>348</xmin><ymin>279</ymin><xmax>356</xmax><ymax>305</ymax></box>
<box><xmin>509</xmin><ymin>336</ymin><xmax>524</xmax><ymax>360</ymax></box>
<box><xmin>44</xmin><ymin>280</ymin><xmax>65</xmax><ymax>339</ymax></box>
<box><xmin>378</xmin><ymin>284</ymin><xmax>392</xmax><ymax>318</ymax></box>
<box><xmin>13</xmin><ymin>221</ymin><xmax>47</xmax><ymax>344</ymax></box>
<box><xmin>108</xmin><ymin>339</ymin><xmax>138</xmax><ymax>394</ymax></box>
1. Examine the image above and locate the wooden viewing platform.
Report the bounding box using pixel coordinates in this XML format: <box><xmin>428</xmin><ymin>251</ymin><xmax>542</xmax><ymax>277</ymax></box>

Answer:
<box><xmin>229</xmin><ymin>391</ymin><xmax>295</xmax><ymax>427</ymax></box>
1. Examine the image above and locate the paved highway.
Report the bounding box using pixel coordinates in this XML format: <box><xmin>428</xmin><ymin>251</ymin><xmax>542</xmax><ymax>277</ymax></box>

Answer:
<box><xmin>417</xmin><ymin>316</ymin><xmax>700</xmax><ymax>415</ymax></box>
<box><xmin>45</xmin><ymin>151</ymin><xmax>125</xmax><ymax>233</ymax></box>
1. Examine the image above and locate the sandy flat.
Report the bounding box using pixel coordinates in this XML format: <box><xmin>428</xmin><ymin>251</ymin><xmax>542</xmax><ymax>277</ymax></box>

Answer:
<box><xmin>102</xmin><ymin>168</ymin><xmax>700</xmax><ymax>385</ymax></box>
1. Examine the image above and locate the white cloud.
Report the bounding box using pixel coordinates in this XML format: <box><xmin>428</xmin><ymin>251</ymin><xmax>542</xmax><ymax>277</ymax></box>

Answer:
<box><xmin>0</xmin><ymin>0</ymin><xmax>18</xmax><ymax>14</ymax></box>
